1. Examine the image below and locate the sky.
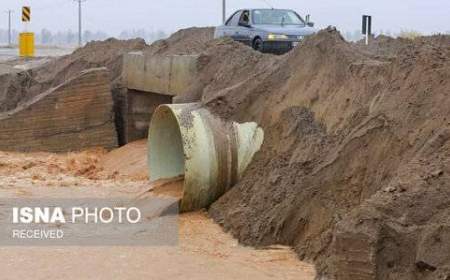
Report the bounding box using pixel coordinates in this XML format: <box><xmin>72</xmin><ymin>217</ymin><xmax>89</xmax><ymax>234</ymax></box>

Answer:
<box><xmin>1</xmin><ymin>0</ymin><xmax>449</xmax><ymax>35</ymax></box>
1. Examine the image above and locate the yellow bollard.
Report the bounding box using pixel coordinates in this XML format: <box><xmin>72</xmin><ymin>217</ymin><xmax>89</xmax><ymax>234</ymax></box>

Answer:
<box><xmin>19</xmin><ymin>32</ymin><xmax>35</xmax><ymax>57</ymax></box>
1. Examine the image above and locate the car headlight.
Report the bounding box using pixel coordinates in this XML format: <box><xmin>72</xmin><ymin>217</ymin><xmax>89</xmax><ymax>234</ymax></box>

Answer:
<box><xmin>267</xmin><ymin>34</ymin><xmax>288</xmax><ymax>40</ymax></box>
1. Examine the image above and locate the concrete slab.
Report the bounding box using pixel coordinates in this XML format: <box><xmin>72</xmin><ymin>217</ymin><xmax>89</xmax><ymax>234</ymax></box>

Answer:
<box><xmin>123</xmin><ymin>52</ymin><xmax>199</xmax><ymax>96</ymax></box>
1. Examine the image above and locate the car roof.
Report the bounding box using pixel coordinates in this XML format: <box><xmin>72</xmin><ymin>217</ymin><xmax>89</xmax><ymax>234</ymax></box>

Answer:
<box><xmin>246</xmin><ymin>8</ymin><xmax>295</xmax><ymax>12</ymax></box>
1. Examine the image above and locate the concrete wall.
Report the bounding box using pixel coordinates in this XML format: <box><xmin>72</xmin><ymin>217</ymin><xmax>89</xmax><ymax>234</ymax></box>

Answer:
<box><xmin>123</xmin><ymin>52</ymin><xmax>199</xmax><ymax>97</ymax></box>
<box><xmin>126</xmin><ymin>90</ymin><xmax>172</xmax><ymax>143</ymax></box>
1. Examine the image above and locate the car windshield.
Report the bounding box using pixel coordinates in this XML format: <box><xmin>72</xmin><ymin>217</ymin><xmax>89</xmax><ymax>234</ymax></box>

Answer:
<box><xmin>252</xmin><ymin>9</ymin><xmax>304</xmax><ymax>25</ymax></box>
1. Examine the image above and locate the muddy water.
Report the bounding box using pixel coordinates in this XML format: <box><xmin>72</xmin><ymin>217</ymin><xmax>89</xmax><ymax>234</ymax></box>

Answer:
<box><xmin>0</xmin><ymin>148</ymin><xmax>316</xmax><ymax>279</ymax></box>
<box><xmin>151</xmin><ymin>176</ymin><xmax>185</xmax><ymax>200</ymax></box>
<box><xmin>0</xmin><ymin>211</ymin><xmax>316</xmax><ymax>280</ymax></box>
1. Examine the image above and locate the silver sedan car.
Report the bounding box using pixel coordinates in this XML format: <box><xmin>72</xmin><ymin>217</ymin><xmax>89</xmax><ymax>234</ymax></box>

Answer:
<box><xmin>214</xmin><ymin>9</ymin><xmax>317</xmax><ymax>54</ymax></box>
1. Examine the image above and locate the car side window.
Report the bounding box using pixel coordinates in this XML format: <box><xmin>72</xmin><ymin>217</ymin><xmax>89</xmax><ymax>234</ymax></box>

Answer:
<box><xmin>240</xmin><ymin>10</ymin><xmax>250</xmax><ymax>25</ymax></box>
<box><xmin>226</xmin><ymin>11</ymin><xmax>242</xmax><ymax>26</ymax></box>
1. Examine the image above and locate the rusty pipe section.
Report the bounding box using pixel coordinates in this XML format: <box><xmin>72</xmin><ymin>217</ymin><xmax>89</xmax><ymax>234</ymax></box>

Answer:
<box><xmin>148</xmin><ymin>103</ymin><xmax>264</xmax><ymax>212</ymax></box>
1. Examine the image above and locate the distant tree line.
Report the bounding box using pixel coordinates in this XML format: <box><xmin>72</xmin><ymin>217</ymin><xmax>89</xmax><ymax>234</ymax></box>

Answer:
<box><xmin>0</xmin><ymin>28</ymin><xmax>169</xmax><ymax>46</ymax></box>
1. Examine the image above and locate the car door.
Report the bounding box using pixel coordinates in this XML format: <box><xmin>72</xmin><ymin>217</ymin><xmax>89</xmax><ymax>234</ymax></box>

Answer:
<box><xmin>235</xmin><ymin>10</ymin><xmax>252</xmax><ymax>45</ymax></box>
<box><xmin>222</xmin><ymin>11</ymin><xmax>242</xmax><ymax>38</ymax></box>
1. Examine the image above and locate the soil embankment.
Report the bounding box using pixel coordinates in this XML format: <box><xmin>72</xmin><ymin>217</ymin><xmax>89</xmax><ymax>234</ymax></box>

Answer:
<box><xmin>0</xmin><ymin>28</ymin><xmax>215</xmax><ymax>152</ymax></box>
<box><xmin>201</xmin><ymin>29</ymin><xmax>449</xmax><ymax>279</ymax></box>
<box><xmin>0</xmin><ymin>26</ymin><xmax>449</xmax><ymax>279</ymax></box>
<box><xmin>0</xmin><ymin>38</ymin><xmax>146</xmax><ymax>112</ymax></box>
<box><xmin>99</xmin><ymin>139</ymin><xmax>148</xmax><ymax>180</ymax></box>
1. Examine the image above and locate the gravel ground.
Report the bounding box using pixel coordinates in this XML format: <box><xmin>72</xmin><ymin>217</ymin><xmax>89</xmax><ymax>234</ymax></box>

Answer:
<box><xmin>0</xmin><ymin>46</ymin><xmax>74</xmax><ymax>61</ymax></box>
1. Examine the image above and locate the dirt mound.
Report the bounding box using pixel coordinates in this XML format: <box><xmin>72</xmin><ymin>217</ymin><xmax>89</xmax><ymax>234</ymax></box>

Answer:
<box><xmin>0</xmin><ymin>139</ymin><xmax>150</xmax><ymax>182</ymax></box>
<box><xmin>203</xmin><ymin>28</ymin><xmax>450</xmax><ymax>279</ymax></box>
<box><xmin>0</xmin><ymin>38</ymin><xmax>146</xmax><ymax>112</ymax></box>
<box><xmin>357</xmin><ymin>34</ymin><xmax>449</xmax><ymax>58</ymax></box>
<box><xmin>0</xmin><ymin>27</ymin><xmax>213</xmax><ymax>152</ymax></box>
<box><xmin>0</xmin><ymin>28</ymin><xmax>214</xmax><ymax>112</ymax></box>
<box><xmin>55</xmin><ymin>38</ymin><xmax>147</xmax><ymax>84</ymax></box>
<box><xmin>144</xmin><ymin>27</ymin><xmax>215</xmax><ymax>56</ymax></box>
<box><xmin>1</xmin><ymin>24</ymin><xmax>448</xmax><ymax>279</ymax></box>
<box><xmin>148</xmin><ymin>176</ymin><xmax>185</xmax><ymax>200</ymax></box>
<box><xmin>98</xmin><ymin>139</ymin><xmax>148</xmax><ymax>180</ymax></box>
<box><xmin>0</xmin><ymin>148</ymin><xmax>106</xmax><ymax>184</ymax></box>
<box><xmin>173</xmin><ymin>37</ymin><xmax>280</xmax><ymax>104</ymax></box>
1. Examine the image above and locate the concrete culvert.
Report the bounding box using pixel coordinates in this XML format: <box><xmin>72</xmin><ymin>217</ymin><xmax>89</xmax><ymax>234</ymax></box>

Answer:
<box><xmin>148</xmin><ymin>103</ymin><xmax>264</xmax><ymax>212</ymax></box>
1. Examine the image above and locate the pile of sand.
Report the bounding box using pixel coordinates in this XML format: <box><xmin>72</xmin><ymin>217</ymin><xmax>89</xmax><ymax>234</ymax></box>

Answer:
<box><xmin>0</xmin><ymin>27</ymin><xmax>215</xmax><ymax>113</ymax></box>
<box><xmin>49</xmin><ymin>28</ymin><xmax>447</xmax><ymax>279</ymax></box>
<box><xmin>144</xmin><ymin>27</ymin><xmax>215</xmax><ymax>57</ymax></box>
<box><xmin>0</xmin><ymin>38</ymin><xmax>146</xmax><ymax>112</ymax></box>
<box><xmin>0</xmin><ymin>139</ymin><xmax>150</xmax><ymax>179</ymax></box>
<box><xmin>1</xmin><ymin>25</ymin><xmax>448</xmax><ymax>279</ymax></box>
<box><xmin>182</xmin><ymin>28</ymin><xmax>450</xmax><ymax>279</ymax></box>
<box><xmin>98</xmin><ymin>139</ymin><xmax>148</xmax><ymax>180</ymax></box>
<box><xmin>173</xmin><ymin>37</ymin><xmax>280</xmax><ymax>104</ymax></box>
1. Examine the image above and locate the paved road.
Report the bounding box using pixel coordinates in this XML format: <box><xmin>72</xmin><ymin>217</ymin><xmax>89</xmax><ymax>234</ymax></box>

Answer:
<box><xmin>0</xmin><ymin>48</ymin><xmax>17</xmax><ymax>62</ymax></box>
<box><xmin>0</xmin><ymin>47</ymin><xmax>74</xmax><ymax>62</ymax></box>
<box><xmin>0</xmin><ymin>47</ymin><xmax>75</xmax><ymax>74</ymax></box>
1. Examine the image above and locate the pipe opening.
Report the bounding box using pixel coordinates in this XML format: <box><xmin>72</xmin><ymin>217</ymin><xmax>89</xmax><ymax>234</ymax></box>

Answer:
<box><xmin>148</xmin><ymin>103</ymin><xmax>264</xmax><ymax>212</ymax></box>
<box><xmin>148</xmin><ymin>106</ymin><xmax>185</xmax><ymax>184</ymax></box>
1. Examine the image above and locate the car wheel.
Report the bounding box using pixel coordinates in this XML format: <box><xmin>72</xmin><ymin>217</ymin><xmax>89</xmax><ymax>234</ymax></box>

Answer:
<box><xmin>252</xmin><ymin>38</ymin><xmax>264</xmax><ymax>52</ymax></box>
